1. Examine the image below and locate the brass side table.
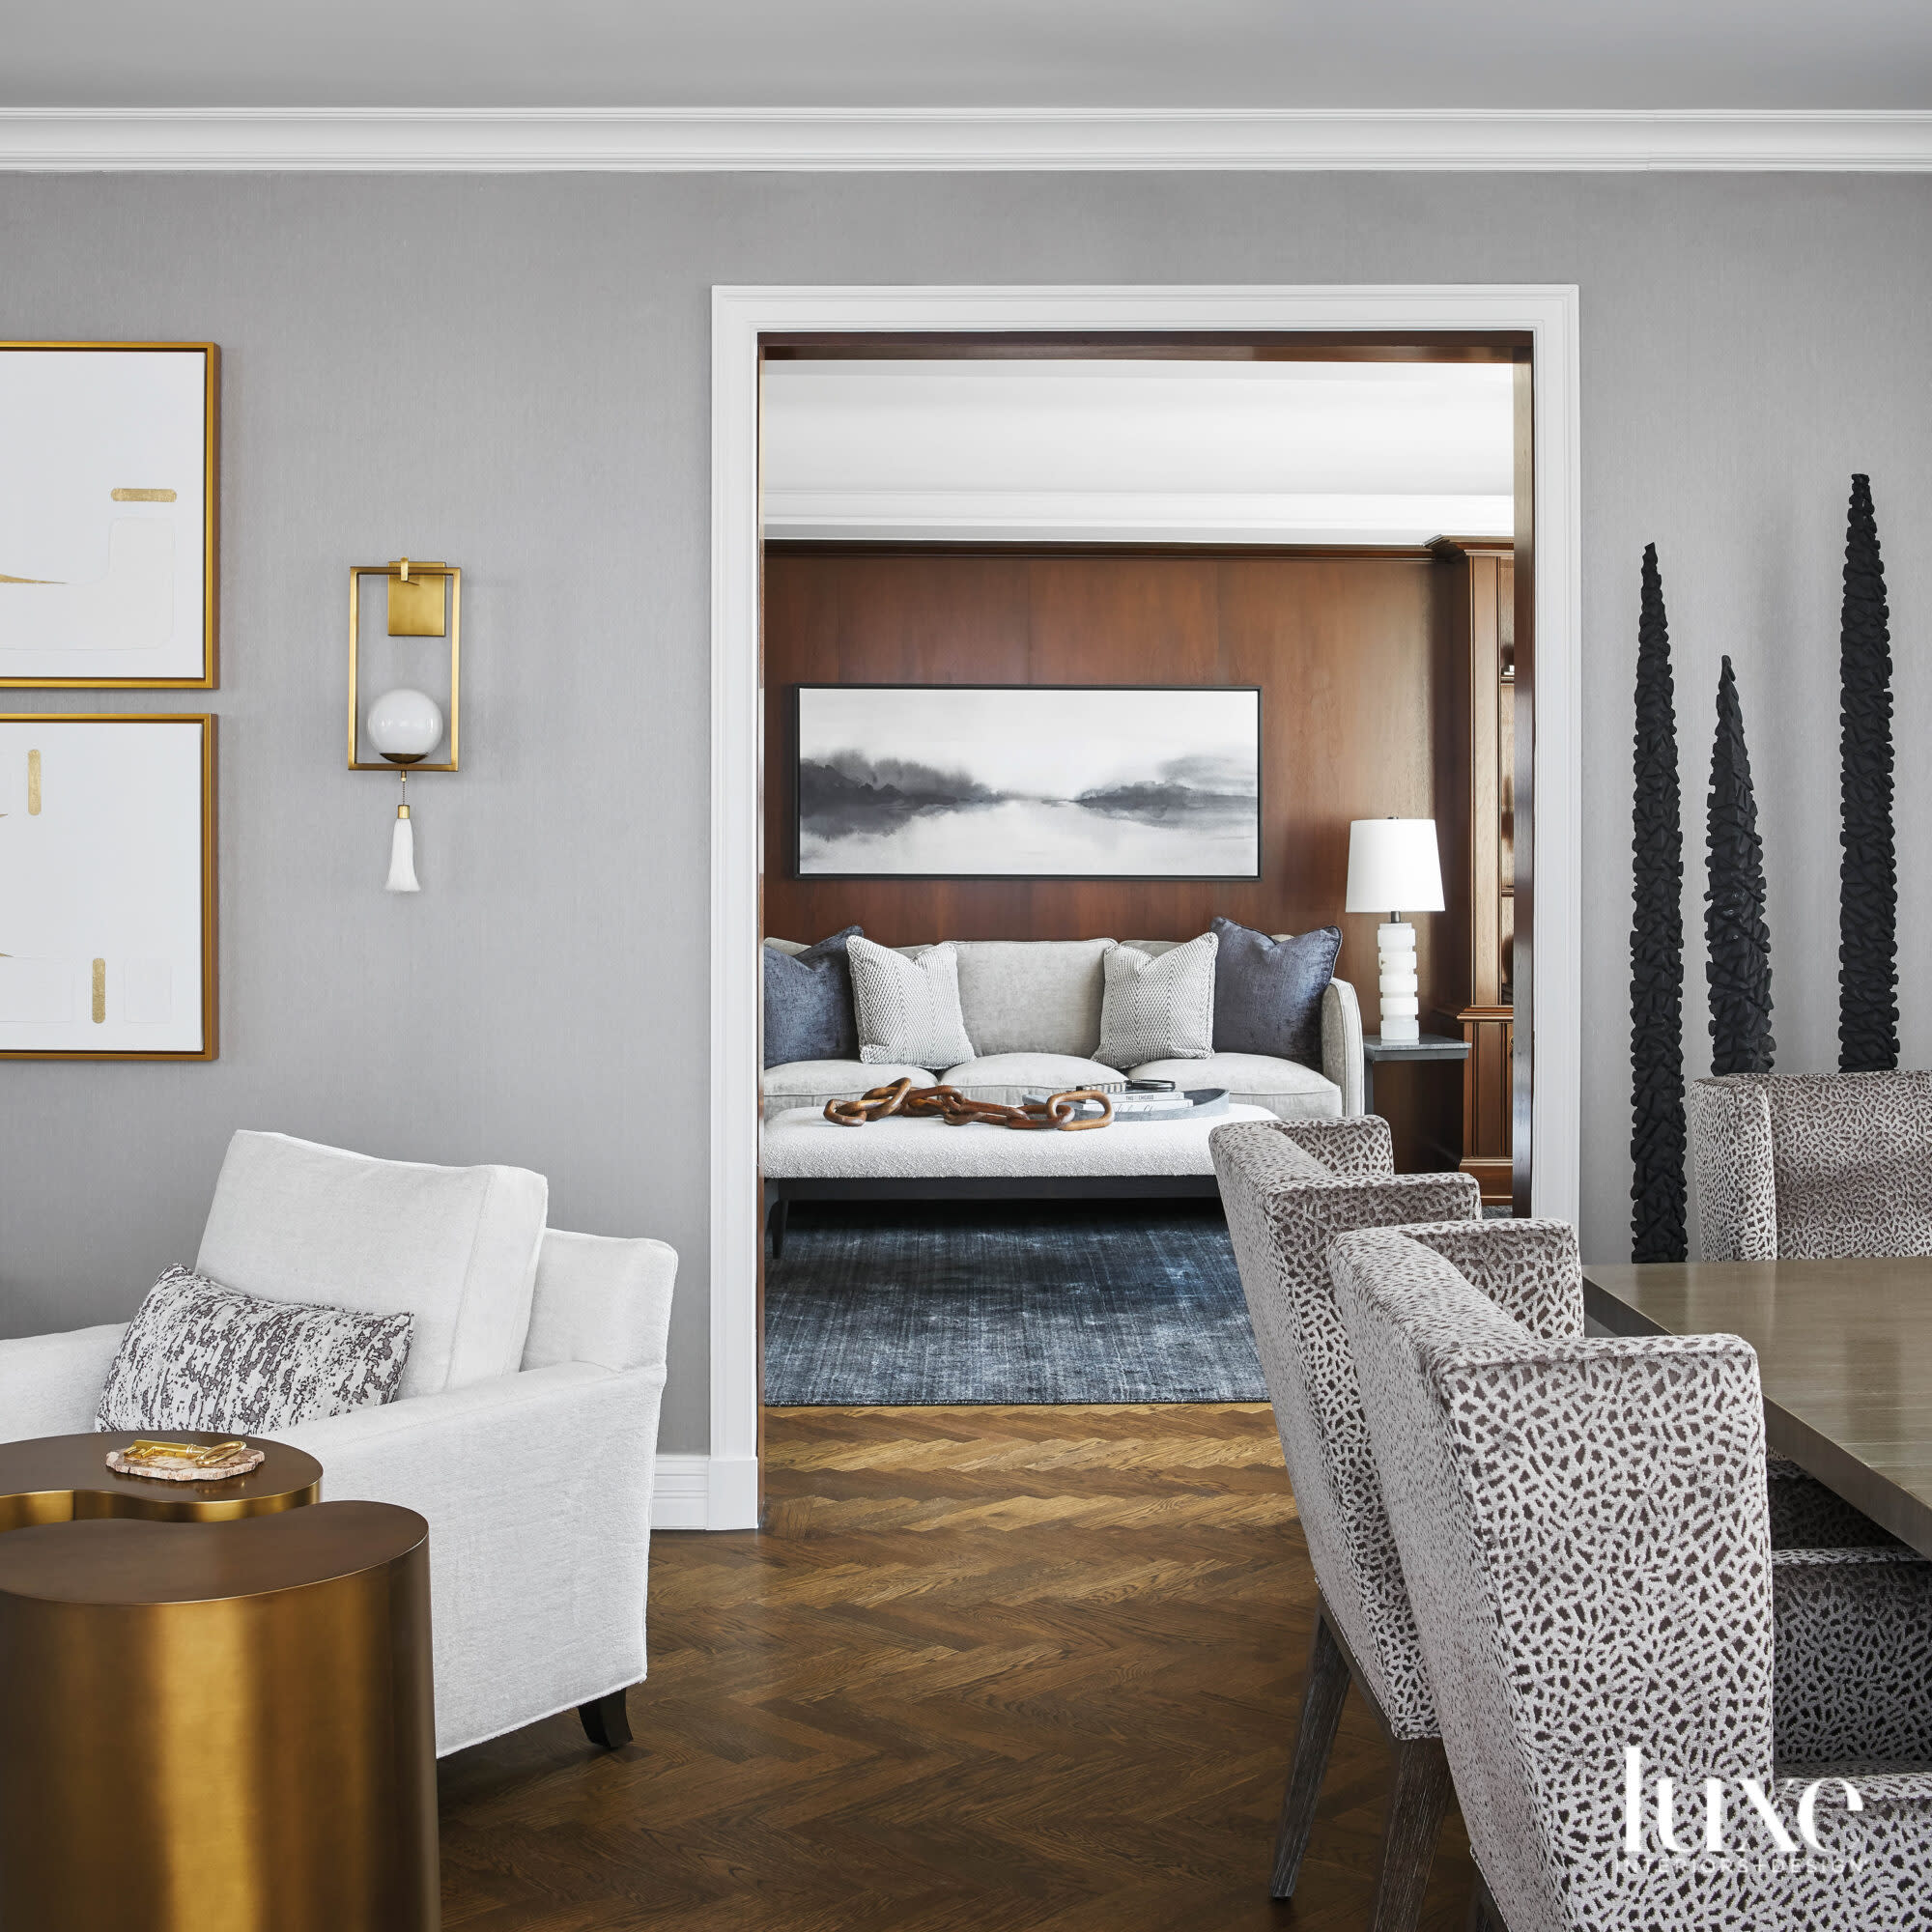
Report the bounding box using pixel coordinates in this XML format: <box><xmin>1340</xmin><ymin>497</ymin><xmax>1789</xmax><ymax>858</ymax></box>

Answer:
<box><xmin>0</xmin><ymin>1431</ymin><xmax>438</xmax><ymax>1932</ymax></box>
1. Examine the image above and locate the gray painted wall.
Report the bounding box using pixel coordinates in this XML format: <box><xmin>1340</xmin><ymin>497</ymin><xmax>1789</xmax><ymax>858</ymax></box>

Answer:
<box><xmin>3</xmin><ymin>172</ymin><xmax>1929</xmax><ymax>1449</ymax></box>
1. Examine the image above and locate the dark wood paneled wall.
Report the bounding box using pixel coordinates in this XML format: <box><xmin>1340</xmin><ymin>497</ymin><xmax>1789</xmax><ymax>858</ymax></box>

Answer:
<box><xmin>763</xmin><ymin>544</ymin><xmax>1463</xmax><ymax>1164</ymax></box>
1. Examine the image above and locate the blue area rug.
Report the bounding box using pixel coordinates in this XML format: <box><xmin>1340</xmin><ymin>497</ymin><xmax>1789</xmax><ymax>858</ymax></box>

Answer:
<box><xmin>764</xmin><ymin>1201</ymin><xmax>1266</xmax><ymax>1406</ymax></box>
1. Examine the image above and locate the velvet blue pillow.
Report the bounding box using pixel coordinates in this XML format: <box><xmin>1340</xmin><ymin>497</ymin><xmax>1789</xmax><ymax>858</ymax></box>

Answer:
<box><xmin>1209</xmin><ymin>916</ymin><xmax>1343</xmax><ymax>1069</ymax></box>
<box><xmin>764</xmin><ymin>926</ymin><xmax>863</xmax><ymax>1067</ymax></box>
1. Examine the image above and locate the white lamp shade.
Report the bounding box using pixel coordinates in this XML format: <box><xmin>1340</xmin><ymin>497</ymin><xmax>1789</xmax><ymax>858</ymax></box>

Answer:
<box><xmin>366</xmin><ymin>687</ymin><xmax>444</xmax><ymax>762</ymax></box>
<box><xmin>1346</xmin><ymin>817</ymin><xmax>1444</xmax><ymax>915</ymax></box>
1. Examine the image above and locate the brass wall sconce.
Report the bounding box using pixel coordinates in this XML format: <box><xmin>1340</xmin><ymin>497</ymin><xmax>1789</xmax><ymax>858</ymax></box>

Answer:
<box><xmin>348</xmin><ymin>558</ymin><xmax>461</xmax><ymax>893</ymax></box>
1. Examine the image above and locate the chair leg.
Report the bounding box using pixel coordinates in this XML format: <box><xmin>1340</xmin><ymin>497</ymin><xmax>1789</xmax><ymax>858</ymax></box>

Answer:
<box><xmin>767</xmin><ymin>1192</ymin><xmax>789</xmax><ymax>1263</ymax></box>
<box><xmin>1370</xmin><ymin>1735</ymin><xmax>1454</xmax><ymax>1932</ymax></box>
<box><xmin>1465</xmin><ymin>1870</ymin><xmax>1507</xmax><ymax>1931</ymax></box>
<box><xmin>1269</xmin><ymin>1606</ymin><xmax>1351</xmax><ymax>1898</ymax></box>
<box><xmin>578</xmin><ymin>1688</ymin><xmax>633</xmax><ymax>1749</ymax></box>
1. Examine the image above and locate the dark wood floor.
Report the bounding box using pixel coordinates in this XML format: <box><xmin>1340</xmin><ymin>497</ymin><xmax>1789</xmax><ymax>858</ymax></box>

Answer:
<box><xmin>440</xmin><ymin>1404</ymin><xmax>1475</xmax><ymax>1929</ymax></box>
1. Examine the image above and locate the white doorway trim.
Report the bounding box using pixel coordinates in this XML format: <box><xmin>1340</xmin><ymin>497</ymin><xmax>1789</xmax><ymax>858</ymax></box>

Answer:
<box><xmin>709</xmin><ymin>283</ymin><xmax>1581</xmax><ymax>1529</ymax></box>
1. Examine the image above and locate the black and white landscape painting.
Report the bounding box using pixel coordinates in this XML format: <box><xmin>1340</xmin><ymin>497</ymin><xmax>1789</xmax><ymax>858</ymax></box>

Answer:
<box><xmin>795</xmin><ymin>686</ymin><xmax>1261</xmax><ymax>877</ymax></box>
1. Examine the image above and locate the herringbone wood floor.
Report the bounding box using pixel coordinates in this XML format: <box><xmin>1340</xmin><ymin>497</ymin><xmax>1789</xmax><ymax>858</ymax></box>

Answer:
<box><xmin>440</xmin><ymin>1405</ymin><xmax>1475</xmax><ymax>1929</ymax></box>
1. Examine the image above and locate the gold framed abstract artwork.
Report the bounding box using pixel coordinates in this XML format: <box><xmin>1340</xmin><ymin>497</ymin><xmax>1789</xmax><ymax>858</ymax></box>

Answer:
<box><xmin>0</xmin><ymin>343</ymin><xmax>219</xmax><ymax>689</ymax></box>
<box><xmin>0</xmin><ymin>715</ymin><xmax>217</xmax><ymax>1059</ymax></box>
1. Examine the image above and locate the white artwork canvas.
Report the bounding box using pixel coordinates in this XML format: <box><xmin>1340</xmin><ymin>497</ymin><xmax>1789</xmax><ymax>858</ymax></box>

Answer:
<box><xmin>0</xmin><ymin>718</ymin><xmax>213</xmax><ymax>1056</ymax></box>
<box><xmin>795</xmin><ymin>685</ymin><xmax>1261</xmax><ymax>878</ymax></box>
<box><xmin>0</xmin><ymin>347</ymin><xmax>215</xmax><ymax>686</ymax></box>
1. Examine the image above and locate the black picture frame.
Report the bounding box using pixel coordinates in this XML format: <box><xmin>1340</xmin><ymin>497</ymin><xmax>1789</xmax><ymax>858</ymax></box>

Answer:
<box><xmin>790</xmin><ymin>682</ymin><xmax>1264</xmax><ymax>882</ymax></box>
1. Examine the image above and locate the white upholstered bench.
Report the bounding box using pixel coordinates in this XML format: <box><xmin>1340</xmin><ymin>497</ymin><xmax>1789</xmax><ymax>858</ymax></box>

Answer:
<box><xmin>760</xmin><ymin>1101</ymin><xmax>1276</xmax><ymax>1257</ymax></box>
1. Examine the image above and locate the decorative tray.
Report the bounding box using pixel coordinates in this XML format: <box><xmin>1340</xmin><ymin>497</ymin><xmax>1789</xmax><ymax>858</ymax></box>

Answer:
<box><xmin>106</xmin><ymin>1438</ymin><xmax>266</xmax><ymax>1483</ymax></box>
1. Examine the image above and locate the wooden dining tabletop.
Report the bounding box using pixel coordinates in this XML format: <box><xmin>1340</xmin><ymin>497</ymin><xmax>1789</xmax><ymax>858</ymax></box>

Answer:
<box><xmin>1582</xmin><ymin>1258</ymin><xmax>1932</xmax><ymax>1560</ymax></box>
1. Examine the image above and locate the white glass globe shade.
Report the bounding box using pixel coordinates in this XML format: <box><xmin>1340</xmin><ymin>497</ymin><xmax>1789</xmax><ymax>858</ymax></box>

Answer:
<box><xmin>366</xmin><ymin>687</ymin><xmax>444</xmax><ymax>763</ymax></box>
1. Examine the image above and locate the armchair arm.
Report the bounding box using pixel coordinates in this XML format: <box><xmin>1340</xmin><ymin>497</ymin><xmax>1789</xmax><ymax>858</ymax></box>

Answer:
<box><xmin>1689</xmin><ymin>1075</ymin><xmax>1778</xmax><ymax>1261</ymax></box>
<box><xmin>278</xmin><ymin>1358</ymin><xmax>668</xmax><ymax>1756</ymax></box>
<box><xmin>1265</xmin><ymin>1112</ymin><xmax>1398</xmax><ymax>1179</ymax></box>
<box><xmin>0</xmin><ymin>1323</ymin><xmax>126</xmax><ymax>1443</ymax></box>
<box><xmin>1321</xmin><ymin>978</ymin><xmax>1365</xmax><ymax>1118</ymax></box>
<box><xmin>1399</xmin><ymin>1218</ymin><xmax>1585</xmax><ymax>1340</ymax></box>
<box><xmin>522</xmin><ymin>1228</ymin><xmax>676</xmax><ymax>1374</ymax></box>
<box><xmin>1773</xmin><ymin>1547</ymin><xmax>1932</xmax><ymax>1767</ymax></box>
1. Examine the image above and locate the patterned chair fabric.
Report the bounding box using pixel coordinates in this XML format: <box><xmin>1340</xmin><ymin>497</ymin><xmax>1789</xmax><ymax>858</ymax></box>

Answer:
<box><xmin>1211</xmin><ymin>1116</ymin><xmax>1487</xmax><ymax>1737</ymax></box>
<box><xmin>1330</xmin><ymin>1226</ymin><xmax>1932</xmax><ymax>1932</ymax></box>
<box><xmin>1690</xmin><ymin>1069</ymin><xmax>1932</xmax><ymax>1262</ymax></box>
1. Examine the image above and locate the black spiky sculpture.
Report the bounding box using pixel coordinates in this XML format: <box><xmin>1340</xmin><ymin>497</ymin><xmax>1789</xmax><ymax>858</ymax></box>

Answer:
<box><xmin>1707</xmin><ymin>656</ymin><xmax>1776</xmax><ymax>1075</ymax></box>
<box><xmin>1630</xmin><ymin>546</ymin><xmax>1687</xmax><ymax>1261</ymax></box>
<box><xmin>1839</xmin><ymin>472</ymin><xmax>1898</xmax><ymax>1071</ymax></box>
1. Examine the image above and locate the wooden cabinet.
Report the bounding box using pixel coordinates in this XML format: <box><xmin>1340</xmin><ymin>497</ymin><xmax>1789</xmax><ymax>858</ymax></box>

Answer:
<box><xmin>1432</xmin><ymin>540</ymin><xmax>1516</xmax><ymax>1203</ymax></box>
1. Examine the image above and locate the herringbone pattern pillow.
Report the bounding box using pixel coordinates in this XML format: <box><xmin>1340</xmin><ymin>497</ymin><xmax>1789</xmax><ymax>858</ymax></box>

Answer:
<box><xmin>1095</xmin><ymin>932</ymin><xmax>1218</xmax><ymax>1069</ymax></box>
<box><xmin>849</xmin><ymin>936</ymin><xmax>977</xmax><ymax>1069</ymax></box>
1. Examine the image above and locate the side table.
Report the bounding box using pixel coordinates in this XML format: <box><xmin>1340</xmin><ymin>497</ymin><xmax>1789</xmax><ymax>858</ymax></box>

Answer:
<box><xmin>0</xmin><ymin>1430</ymin><xmax>438</xmax><ymax>1932</ymax></box>
<box><xmin>1360</xmin><ymin>1032</ymin><xmax>1472</xmax><ymax>1119</ymax></box>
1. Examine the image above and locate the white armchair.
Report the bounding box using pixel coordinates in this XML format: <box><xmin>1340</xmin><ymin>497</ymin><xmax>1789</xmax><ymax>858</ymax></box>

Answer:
<box><xmin>0</xmin><ymin>1131</ymin><xmax>676</xmax><ymax>1758</ymax></box>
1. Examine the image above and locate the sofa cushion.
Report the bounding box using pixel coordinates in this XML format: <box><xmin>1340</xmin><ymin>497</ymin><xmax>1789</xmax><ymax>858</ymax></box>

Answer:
<box><xmin>97</xmin><ymin>1263</ymin><xmax>413</xmax><ymax>1434</ymax></box>
<box><xmin>952</xmin><ymin>939</ymin><xmax>1115</xmax><ymax>1057</ymax></box>
<box><xmin>761</xmin><ymin>1059</ymin><xmax>934</xmax><ymax>1122</ymax></box>
<box><xmin>938</xmin><ymin>1053</ymin><xmax>1125</xmax><ymax>1108</ymax></box>
<box><xmin>850</xmin><ymin>936</ymin><xmax>977</xmax><ymax>1067</ymax></box>
<box><xmin>763</xmin><ymin>925</ymin><xmax>862</xmax><ymax>1066</ymax></box>
<box><xmin>1131</xmin><ymin>1052</ymin><xmax>1342</xmax><ymax>1122</ymax></box>
<box><xmin>1210</xmin><ymin>916</ymin><xmax>1342</xmax><ymax>1069</ymax></box>
<box><xmin>1096</xmin><ymin>933</ymin><xmax>1218</xmax><ymax>1069</ymax></box>
<box><xmin>196</xmin><ymin>1130</ymin><xmax>549</xmax><ymax>1402</ymax></box>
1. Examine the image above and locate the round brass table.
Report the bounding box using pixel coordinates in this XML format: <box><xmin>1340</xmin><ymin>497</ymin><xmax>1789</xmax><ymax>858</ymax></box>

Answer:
<box><xmin>0</xmin><ymin>1432</ymin><xmax>438</xmax><ymax>1932</ymax></box>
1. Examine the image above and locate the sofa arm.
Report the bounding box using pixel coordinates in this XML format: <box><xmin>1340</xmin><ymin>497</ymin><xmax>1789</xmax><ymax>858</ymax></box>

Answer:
<box><xmin>1773</xmin><ymin>1548</ymin><xmax>1932</xmax><ymax>1767</ymax></box>
<box><xmin>1321</xmin><ymin>978</ymin><xmax>1366</xmax><ymax>1118</ymax></box>
<box><xmin>1689</xmin><ymin>1075</ymin><xmax>1778</xmax><ymax>1261</ymax></box>
<box><xmin>278</xmin><ymin>1358</ymin><xmax>668</xmax><ymax>1756</ymax></box>
<box><xmin>0</xmin><ymin>1323</ymin><xmax>126</xmax><ymax>1443</ymax></box>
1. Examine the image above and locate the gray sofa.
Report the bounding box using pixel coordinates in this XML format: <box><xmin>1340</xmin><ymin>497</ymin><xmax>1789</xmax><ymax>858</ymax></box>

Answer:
<box><xmin>761</xmin><ymin>934</ymin><xmax>1365</xmax><ymax>1123</ymax></box>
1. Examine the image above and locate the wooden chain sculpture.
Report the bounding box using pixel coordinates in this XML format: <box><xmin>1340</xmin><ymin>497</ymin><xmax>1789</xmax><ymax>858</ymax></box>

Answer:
<box><xmin>824</xmin><ymin>1077</ymin><xmax>1115</xmax><ymax>1130</ymax></box>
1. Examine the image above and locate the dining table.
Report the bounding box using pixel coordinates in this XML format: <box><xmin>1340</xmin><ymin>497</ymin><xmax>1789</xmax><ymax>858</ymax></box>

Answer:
<box><xmin>1582</xmin><ymin>1256</ymin><xmax>1932</xmax><ymax>1559</ymax></box>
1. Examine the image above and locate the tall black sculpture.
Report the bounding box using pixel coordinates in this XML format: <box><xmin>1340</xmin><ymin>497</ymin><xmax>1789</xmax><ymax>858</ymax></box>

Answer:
<box><xmin>1839</xmin><ymin>472</ymin><xmax>1898</xmax><ymax>1071</ymax></box>
<box><xmin>1707</xmin><ymin>656</ymin><xmax>1776</xmax><ymax>1075</ymax></box>
<box><xmin>1630</xmin><ymin>545</ymin><xmax>1686</xmax><ymax>1261</ymax></box>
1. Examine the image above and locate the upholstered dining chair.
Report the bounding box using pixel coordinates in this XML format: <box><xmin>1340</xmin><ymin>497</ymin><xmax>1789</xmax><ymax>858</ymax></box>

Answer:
<box><xmin>1212</xmin><ymin>1120</ymin><xmax>1900</xmax><ymax>1926</ymax></box>
<box><xmin>1330</xmin><ymin>1224</ymin><xmax>1932</xmax><ymax>1932</ymax></box>
<box><xmin>1211</xmin><ymin>1115</ymin><xmax>1486</xmax><ymax>1924</ymax></box>
<box><xmin>1690</xmin><ymin>1068</ymin><xmax>1932</xmax><ymax>1261</ymax></box>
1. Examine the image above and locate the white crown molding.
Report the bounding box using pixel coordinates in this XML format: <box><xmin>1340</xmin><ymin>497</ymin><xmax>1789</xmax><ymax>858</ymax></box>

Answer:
<box><xmin>3</xmin><ymin>106</ymin><xmax>1931</xmax><ymax>173</ymax></box>
<box><xmin>763</xmin><ymin>487</ymin><xmax>1514</xmax><ymax>545</ymax></box>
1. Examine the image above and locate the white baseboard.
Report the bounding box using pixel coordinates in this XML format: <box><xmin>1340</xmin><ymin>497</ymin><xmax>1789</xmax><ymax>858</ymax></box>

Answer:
<box><xmin>653</xmin><ymin>1452</ymin><xmax>761</xmax><ymax>1530</ymax></box>
<box><xmin>652</xmin><ymin>1454</ymin><xmax>713</xmax><ymax>1531</ymax></box>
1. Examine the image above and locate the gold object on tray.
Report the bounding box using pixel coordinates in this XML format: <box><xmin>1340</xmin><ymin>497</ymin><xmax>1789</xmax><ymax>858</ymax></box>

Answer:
<box><xmin>106</xmin><ymin>1437</ymin><xmax>267</xmax><ymax>1482</ymax></box>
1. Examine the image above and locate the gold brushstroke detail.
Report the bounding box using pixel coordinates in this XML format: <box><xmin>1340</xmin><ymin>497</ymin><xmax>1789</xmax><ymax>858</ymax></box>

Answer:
<box><xmin>112</xmin><ymin>489</ymin><xmax>177</xmax><ymax>502</ymax></box>
<box><xmin>27</xmin><ymin>751</ymin><xmax>41</xmax><ymax>815</ymax></box>
<box><xmin>0</xmin><ymin>574</ymin><xmax>60</xmax><ymax>584</ymax></box>
<box><xmin>92</xmin><ymin>959</ymin><xmax>105</xmax><ymax>1024</ymax></box>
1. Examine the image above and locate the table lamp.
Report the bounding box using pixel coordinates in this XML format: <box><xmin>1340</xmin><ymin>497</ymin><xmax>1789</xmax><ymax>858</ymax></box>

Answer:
<box><xmin>1345</xmin><ymin>817</ymin><xmax>1444</xmax><ymax>1042</ymax></box>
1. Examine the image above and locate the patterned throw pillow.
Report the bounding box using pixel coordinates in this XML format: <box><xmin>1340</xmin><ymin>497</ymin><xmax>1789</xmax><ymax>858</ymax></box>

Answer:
<box><xmin>1094</xmin><ymin>931</ymin><xmax>1219</xmax><ymax>1070</ymax></box>
<box><xmin>848</xmin><ymin>935</ymin><xmax>977</xmax><ymax>1068</ymax></box>
<box><xmin>763</xmin><ymin>925</ymin><xmax>863</xmax><ymax>1066</ymax></box>
<box><xmin>1210</xmin><ymin>916</ymin><xmax>1343</xmax><ymax>1069</ymax></box>
<box><xmin>97</xmin><ymin>1264</ymin><xmax>413</xmax><ymax>1435</ymax></box>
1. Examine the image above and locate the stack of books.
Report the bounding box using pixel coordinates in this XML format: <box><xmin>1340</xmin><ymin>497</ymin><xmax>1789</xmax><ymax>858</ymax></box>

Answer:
<box><xmin>1022</xmin><ymin>1087</ymin><xmax>1229</xmax><ymax>1124</ymax></box>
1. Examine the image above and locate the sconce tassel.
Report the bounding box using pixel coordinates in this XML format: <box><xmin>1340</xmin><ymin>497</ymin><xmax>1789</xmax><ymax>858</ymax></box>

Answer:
<box><xmin>384</xmin><ymin>775</ymin><xmax>420</xmax><ymax>894</ymax></box>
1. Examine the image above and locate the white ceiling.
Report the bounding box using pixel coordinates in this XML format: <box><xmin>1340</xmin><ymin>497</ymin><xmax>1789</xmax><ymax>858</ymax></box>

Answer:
<box><xmin>6</xmin><ymin>0</ymin><xmax>1931</xmax><ymax>111</ymax></box>
<box><xmin>762</xmin><ymin>359</ymin><xmax>1516</xmax><ymax>546</ymax></box>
